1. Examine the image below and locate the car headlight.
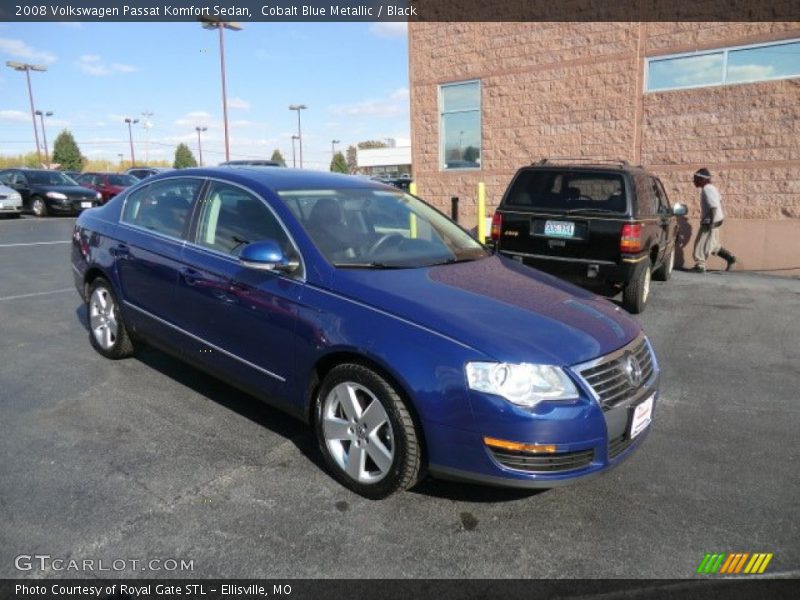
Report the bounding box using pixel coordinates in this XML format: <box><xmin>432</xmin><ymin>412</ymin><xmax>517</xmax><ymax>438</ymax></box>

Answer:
<box><xmin>45</xmin><ymin>192</ymin><xmax>67</xmax><ymax>200</ymax></box>
<box><xmin>465</xmin><ymin>362</ymin><xmax>579</xmax><ymax>407</ymax></box>
<box><xmin>95</xmin><ymin>192</ymin><xmax>102</xmax><ymax>200</ymax></box>
<box><xmin>10</xmin><ymin>192</ymin><xmax>21</xmax><ymax>202</ymax></box>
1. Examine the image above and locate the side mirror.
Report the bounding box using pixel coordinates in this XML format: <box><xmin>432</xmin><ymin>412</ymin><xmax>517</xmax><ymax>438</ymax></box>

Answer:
<box><xmin>672</xmin><ymin>203</ymin><xmax>687</xmax><ymax>216</ymax></box>
<box><xmin>239</xmin><ymin>240</ymin><xmax>300</xmax><ymax>274</ymax></box>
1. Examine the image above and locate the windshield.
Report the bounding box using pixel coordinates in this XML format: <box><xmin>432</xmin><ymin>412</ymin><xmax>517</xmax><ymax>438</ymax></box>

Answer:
<box><xmin>27</xmin><ymin>171</ymin><xmax>78</xmax><ymax>186</ymax></box>
<box><xmin>505</xmin><ymin>170</ymin><xmax>627</xmax><ymax>213</ymax></box>
<box><xmin>278</xmin><ymin>188</ymin><xmax>489</xmax><ymax>268</ymax></box>
<box><xmin>108</xmin><ymin>174</ymin><xmax>138</xmax><ymax>186</ymax></box>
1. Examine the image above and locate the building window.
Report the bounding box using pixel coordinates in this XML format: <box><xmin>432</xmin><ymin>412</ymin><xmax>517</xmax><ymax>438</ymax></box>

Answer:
<box><xmin>646</xmin><ymin>38</ymin><xmax>800</xmax><ymax>92</ymax></box>
<box><xmin>439</xmin><ymin>80</ymin><xmax>481</xmax><ymax>170</ymax></box>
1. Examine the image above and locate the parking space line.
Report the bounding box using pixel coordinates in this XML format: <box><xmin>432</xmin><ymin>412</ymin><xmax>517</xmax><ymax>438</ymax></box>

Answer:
<box><xmin>0</xmin><ymin>241</ymin><xmax>70</xmax><ymax>247</ymax></box>
<box><xmin>0</xmin><ymin>288</ymin><xmax>74</xmax><ymax>302</ymax></box>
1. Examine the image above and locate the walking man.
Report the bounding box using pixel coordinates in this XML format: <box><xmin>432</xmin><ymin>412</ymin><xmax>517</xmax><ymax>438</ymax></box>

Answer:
<box><xmin>692</xmin><ymin>168</ymin><xmax>736</xmax><ymax>272</ymax></box>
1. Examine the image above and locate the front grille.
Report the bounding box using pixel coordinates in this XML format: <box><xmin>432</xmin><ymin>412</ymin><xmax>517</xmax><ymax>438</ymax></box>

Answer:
<box><xmin>608</xmin><ymin>434</ymin><xmax>634</xmax><ymax>459</ymax></box>
<box><xmin>489</xmin><ymin>448</ymin><xmax>594</xmax><ymax>473</ymax></box>
<box><xmin>573</xmin><ymin>335</ymin><xmax>656</xmax><ymax>411</ymax></box>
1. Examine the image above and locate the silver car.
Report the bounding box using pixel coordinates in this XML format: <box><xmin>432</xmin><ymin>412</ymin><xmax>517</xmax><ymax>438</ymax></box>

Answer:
<box><xmin>0</xmin><ymin>184</ymin><xmax>23</xmax><ymax>218</ymax></box>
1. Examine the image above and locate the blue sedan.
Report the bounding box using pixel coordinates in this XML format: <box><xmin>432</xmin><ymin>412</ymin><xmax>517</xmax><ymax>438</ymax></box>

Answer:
<box><xmin>71</xmin><ymin>167</ymin><xmax>659</xmax><ymax>498</ymax></box>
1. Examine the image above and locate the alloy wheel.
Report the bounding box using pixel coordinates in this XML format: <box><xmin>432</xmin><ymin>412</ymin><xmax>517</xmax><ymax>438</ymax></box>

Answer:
<box><xmin>89</xmin><ymin>287</ymin><xmax>119</xmax><ymax>350</ymax></box>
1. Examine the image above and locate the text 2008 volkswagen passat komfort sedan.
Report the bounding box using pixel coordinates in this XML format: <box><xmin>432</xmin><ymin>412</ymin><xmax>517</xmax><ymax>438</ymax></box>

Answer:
<box><xmin>71</xmin><ymin>168</ymin><xmax>659</xmax><ymax>498</ymax></box>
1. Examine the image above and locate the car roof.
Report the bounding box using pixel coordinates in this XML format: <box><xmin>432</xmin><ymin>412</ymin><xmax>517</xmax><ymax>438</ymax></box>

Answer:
<box><xmin>153</xmin><ymin>167</ymin><xmax>393</xmax><ymax>192</ymax></box>
<box><xmin>521</xmin><ymin>160</ymin><xmax>651</xmax><ymax>176</ymax></box>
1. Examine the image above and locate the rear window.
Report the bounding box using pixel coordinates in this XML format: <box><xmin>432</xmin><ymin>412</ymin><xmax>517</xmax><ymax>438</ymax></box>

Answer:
<box><xmin>505</xmin><ymin>170</ymin><xmax>627</xmax><ymax>213</ymax></box>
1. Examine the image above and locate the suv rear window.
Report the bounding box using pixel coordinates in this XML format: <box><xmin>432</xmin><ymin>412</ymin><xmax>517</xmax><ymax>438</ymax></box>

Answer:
<box><xmin>505</xmin><ymin>170</ymin><xmax>627</xmax><ymax>213</ymax></box>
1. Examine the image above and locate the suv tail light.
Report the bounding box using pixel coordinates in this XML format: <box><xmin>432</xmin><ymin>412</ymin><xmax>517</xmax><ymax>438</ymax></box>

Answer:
<box><xmin>491</xmin><ymin>211</ymin><xmax>502</xmax><ymax>241</ymax></box>
<box><xmin>620</xmin><ymin>223</ymin><xmax>643</xmax><ymax>253</ymax></box>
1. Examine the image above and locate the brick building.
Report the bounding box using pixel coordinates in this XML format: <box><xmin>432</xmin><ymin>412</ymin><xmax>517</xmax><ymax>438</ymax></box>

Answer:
<box><xmin>408</xmin><ymin>23</ymin><xmax>800</xmax><ymax>274</ymax></box>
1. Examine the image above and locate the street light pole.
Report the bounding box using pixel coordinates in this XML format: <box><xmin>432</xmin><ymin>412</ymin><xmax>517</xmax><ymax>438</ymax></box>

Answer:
<box><xmin>201</xmin><ymin>17</ymin><xmax>242</xmax><ymax>163</ymax></box>
<box><xmin>289</xmin><ymin>104</ymin><xmax>307</xmax><ymax>168</ymax></box>
<box><xmin>291</xmin><ymin>135</ymin><xmax>299</xmax><ymax>168</ymax></box>
<box><xmin>141</xmin><ymin>110</ymin><xmax>154</xmax><ymax>164</ymax></box>
<box><xmin>35</xmin><ymin>110</ymin><xmax>53</xmax><ymax>166</ymax></box>
<box><xmin>124</xmin><ymin>118</ymin><xmax>139</xmax><ymax>166</ymax></box>
<box><xmin>196</xmin><ymin>126</ymin><xmax>208</xmax><ymax>166</ymax></box>
<box><xmin>117</xmin><ymin>153</ymin><xmax>124</xmax><ymax>170</ymax></box>
<box><xmin>331</xmin><ymin>139</ymin><xmax>340</xmax><ymax>160</ymax></box>
<box><xmin>6</xmin><ymin>61</ymin><xmax>47</xmax><ymax>165</ymax></box>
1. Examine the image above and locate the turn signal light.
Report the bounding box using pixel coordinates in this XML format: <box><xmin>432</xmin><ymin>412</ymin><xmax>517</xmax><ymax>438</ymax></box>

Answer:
<box><xmin>491</xmin><ymin>212</ymin><xmax>502</xmax><ymax>241</ymax></box>
<box><xmin>483</xmin><ymin>436</ymin><xmax>557</xmax><ymax>454</ymax></box>
<box><xmin>620</xmin><ymin>223</ymin><xmax>643</xmax><ymax>253</ymax></box>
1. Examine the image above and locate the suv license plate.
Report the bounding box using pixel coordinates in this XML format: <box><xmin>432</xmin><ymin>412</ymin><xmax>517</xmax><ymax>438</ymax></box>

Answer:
<box><xmin>544</xmin><ymin>220</ymin><xmax>575</xmax><ymax>237</ymax></box>
<box><xmin>81</xmin><ymin>202</ymin><xmax>92</xmax><ymax>208</ymax></box>
<box><xmin>629</xmin><ymin>394</ymin><xmax>654</xmax><ymax>439</ymax></box>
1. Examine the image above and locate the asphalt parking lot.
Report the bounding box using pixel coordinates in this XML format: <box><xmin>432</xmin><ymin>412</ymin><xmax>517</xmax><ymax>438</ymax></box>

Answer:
<box><xmin>0</xmin><ymin>215</ymin><xmax>798</xmax><ymax>579</ymax></box>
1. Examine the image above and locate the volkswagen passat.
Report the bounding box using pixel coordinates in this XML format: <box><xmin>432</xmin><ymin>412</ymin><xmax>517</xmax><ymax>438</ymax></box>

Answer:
<box><xmin>71</xmin><ymin>168</ymin><xmax>659</xmax><ymax>498</ymax></box>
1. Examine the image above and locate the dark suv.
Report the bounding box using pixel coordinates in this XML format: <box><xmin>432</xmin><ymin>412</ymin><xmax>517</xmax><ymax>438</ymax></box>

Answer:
<box><xmin>491</xmin><ymin>159</ymin><xmax>687</xmax><ymax>313</ymax></box>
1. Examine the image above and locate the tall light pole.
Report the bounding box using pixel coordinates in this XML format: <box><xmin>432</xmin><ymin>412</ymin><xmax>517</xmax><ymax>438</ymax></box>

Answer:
<box><xmin>141</xmin><ymin>110</ymin><xmax>154</xmax><ymax>164</ymax></box>
<box><xmin>201</xmin><ymin>17</ymin><xmax>242</xmax><ymax>163</ymax></box>
<box><xmin>35</xmin><ymin>110</ymin><xmax>54</xmax><ymax>166</ymax></box>
<box><xmin>196</xmin><ymin>126</ymin><xmax>208</xmax><ymax>166</ymax></box>
<box><xmin>6</xmin><ymin>61</ymin><xmax>47</xmax><ymax>165</ymax></box>
<box><xmin>291</xmin><ymin>135</ymin><xmax>299</xmax><ymax>168</ymax></box>
<box><xmin>124</xmin><ymin>118</ymin><xmax>139</xmax><ymax>166</ymax></box>
<box><xmin>117</xmin><ymin>153</ymin><xmax>124</xmax><ymax>170</ymax></box>
<box><xmin>289</xmin><ymin>104</ymin><xmax>307</xmax><ymax>168</ymax></box>
<box><xmin>331</xmin><ymin>139</ymin><xmax>340</xmax><ymax>160</ymax></box>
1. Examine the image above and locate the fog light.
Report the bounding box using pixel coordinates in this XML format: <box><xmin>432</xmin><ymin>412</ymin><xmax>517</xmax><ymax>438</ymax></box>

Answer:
<box><xmin>483</xmin><ymin>436</ymin><xmax>557</xmax><ymax>454</ymax></box>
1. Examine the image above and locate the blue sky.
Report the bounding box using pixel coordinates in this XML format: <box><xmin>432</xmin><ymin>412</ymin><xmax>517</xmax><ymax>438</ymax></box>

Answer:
<box><xmin>0</xmin><ymin>21</ymin><xmax>409</xmax><ymax>168</ymax></box>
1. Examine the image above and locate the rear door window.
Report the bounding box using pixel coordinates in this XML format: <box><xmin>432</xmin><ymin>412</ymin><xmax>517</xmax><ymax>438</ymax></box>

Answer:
<box><xmin>505</xmin><ymin>170</ymin><xmax>627</xmax><ymax>213</ymax></box>
<box><xmin>121</xmin><ymin>178</ymin><xmax>203</xmax><ymax>239</ymax></box>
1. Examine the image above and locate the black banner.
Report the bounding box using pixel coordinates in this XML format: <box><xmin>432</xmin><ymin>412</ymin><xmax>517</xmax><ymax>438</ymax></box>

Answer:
<box><xmin>1</xmin><ymin>0</ymin><xmax>799</xmax><ymax>22</ymax></box>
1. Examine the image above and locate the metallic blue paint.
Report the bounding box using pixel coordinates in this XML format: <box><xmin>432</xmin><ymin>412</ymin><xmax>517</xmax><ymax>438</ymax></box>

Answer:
<box><xmin>71</xmin><ymin>167</ymin><xmax>658</xmax><ymax>489</ymax></box>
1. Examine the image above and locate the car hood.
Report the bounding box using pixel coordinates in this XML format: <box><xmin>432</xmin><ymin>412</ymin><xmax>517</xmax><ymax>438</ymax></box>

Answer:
<box><xmin>331</xmin><ymin>255</ymin><xmax>641</xmax><ymax>366</ymax></box>
<box><xmin>35</xmin><ymin>185</ymin><xmax>97</xmax><ymax>199</ymax></box>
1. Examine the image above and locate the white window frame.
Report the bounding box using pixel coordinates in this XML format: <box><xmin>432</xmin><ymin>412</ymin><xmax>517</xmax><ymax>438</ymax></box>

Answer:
<box><xmin>438</xmin><ymin>79</ymin><xmax>482</xmax><ymax>171</ymax></box>
<box><xmin>645</xmin><ymin>37</ymin><xmax>800</xmax><ymax>93</ymax></box>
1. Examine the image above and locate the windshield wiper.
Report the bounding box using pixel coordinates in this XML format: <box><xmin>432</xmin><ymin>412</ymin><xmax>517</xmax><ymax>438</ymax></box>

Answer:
<box><xmin>566</xmin><ymin>207</ymin><xmax>620</xmax><ymax>215</ymax></box>
<box><xmin>333</xmin><ymin>262</ymin><xmax>406</xmax><ymax>269</ymax></box>
<box><xmin>426</xmin><ymin>256</ymin><xmax>482</xmax><ymax>267</ymax></box>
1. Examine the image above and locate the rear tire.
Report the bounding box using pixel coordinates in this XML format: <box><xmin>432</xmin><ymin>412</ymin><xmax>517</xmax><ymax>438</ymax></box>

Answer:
<box><xmin>31</xmin><ymin>196</ymin><xmax>49</xmax><ymax>217</ymax></box>
<box><xmin>622</xmin><ymin>258</ymin><xmax>651</xmax><ymax>314</ymax></box>
<box><xmin>87</xmin><ymin>278</ymin><xmax>136</xmax><ymax>359</ymax></box>
<box><xmin>653</xmin><ymin>247</ymin><xmax>674</xmax><ymax>282</ymax></box>
<box><xmin>314</xmin><ymin>363</ymin><xmax>424</xmax><ymax>499</ymax></box>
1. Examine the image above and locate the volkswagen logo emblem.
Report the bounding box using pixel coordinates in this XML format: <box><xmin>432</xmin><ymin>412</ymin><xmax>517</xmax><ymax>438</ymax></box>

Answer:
<box><xmin>622</xmin><ymin>353</ymin><xmax>643</xmax><ymax>387</ymax></box>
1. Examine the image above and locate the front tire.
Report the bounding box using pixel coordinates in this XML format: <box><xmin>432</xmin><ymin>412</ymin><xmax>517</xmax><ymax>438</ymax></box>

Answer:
<box><xmin>314</xmin><ymin>364</ymin><xmax>424</xmax><ymax>499</ymax></box>
<box><xmin>622</xmin><ymin>258</ymin><xmax>651</xmax><ymax>314</ymax></box>
<box><xmin>653</xmin><ymin>247</ymin><xmax>674</xmax><ymax>282</ymax></box>
<box><xmin>31</xmin><ymin>196</ymin><xmax>49</xmax><ymax>217</ymax></box>
<box><xmin>87</xmin><ymin>278</ymin><xmax>136</xmax><ymax>359</ymax></box>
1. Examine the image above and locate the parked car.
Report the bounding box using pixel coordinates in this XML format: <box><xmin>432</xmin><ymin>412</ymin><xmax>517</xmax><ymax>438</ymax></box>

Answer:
<box><xmin>370</xmin><ymin>175</ymin><xmax>413</xmax><ymax>192</ymax></box>
<box><xmin>491</xmin><ymin>159</ymin><xmax>687</xmax><ymax>313</ymax></box>
<box><xmin>75</xmin><ymin>172</ymin><xmax>139</xmax><ymax>203</ymax></box>
<box><xmin>72</xmin><ymin>168</ymin><xmax>659</xmax><ymax>498</ymax></box>
<box><xmin>63</xmin><ymin>170</ymin><xmax>82</xmax><ymax>181</ymax></box>
<box><xmin>126</xmin><ymin>167</ymin><xmax>172</xmax><ymax>180</ymax></box>
<box><xmin>220</xmin><ymin>159</ymin><xmax>283</xmax><ymax>167</ymax></box>
<box><xmin>0</xmin><ymin>168</ymin><xmax>101</xmax><ymax>217</ymax></box>
<box><xmin>0</xmin><ymin>183</ymin><xmax>23</xmax><ymax>218</ymax></box>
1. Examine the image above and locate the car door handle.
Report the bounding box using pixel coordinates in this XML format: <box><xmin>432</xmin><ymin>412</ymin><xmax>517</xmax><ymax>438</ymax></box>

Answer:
<box><xmin>180</xmin><ymin>267</ymin><xmax>203</xmax><ymax>286</ymax></box>
<box><xmin>110</xmin><ymin>244</ymin><xmax>130</xmax><ymax>258</ymax></box>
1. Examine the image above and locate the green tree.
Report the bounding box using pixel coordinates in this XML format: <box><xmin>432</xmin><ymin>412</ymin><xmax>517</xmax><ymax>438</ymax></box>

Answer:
<box><xmin>346</xmin><ymin>145</ymin><xmax>358</xmax><ymax>173</ymax></box>
<box><xmin>463</xmin><ymin>146</ymin><xmax>480</xmax><ymax>163</ymax></box>
<box><xmin>270</xmin><ymin>149</ymin><xmax>287</xmax><ymax>167</ymax></box>
<box><xmin>52</xmin><ymin>130</ymin><xmax>85</xmax><ymax>171</ymax></box>
<box><xmin>330</xmin><ymin>151</ymin><xmax>348</xmax><ymax>173</ymax></box>
<box><xmin>173</xmin><ymin>143</ymin><xmax>198</xmax><ymax>169</ymax></box>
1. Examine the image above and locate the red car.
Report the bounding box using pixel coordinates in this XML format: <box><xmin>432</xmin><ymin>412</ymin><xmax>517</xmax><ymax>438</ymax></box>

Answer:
<box><xmin>74</xmin><ymin>172</ymin><xmax>139</xmax><ymax>203</ymax></box>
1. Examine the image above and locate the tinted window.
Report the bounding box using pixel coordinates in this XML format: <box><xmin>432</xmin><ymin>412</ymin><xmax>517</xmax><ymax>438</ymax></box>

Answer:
<box><xmin>109</xmin><ymin>174</ymin><xmax>138</xmax><ymax>186</ymax></box>
<box><xmin>0</xmin><ymin>171</ymin><xmax>14</xmax><ymax>185</ymax></box>
<box><xmin>26</xmin><ymin>171</ymin><xmax>76</xmax><ymax>186</ymax></box>
<box><xmin>121</xmin><ymin>178</ymin><xmax>202</xmax><ymax>239</ymax></box>
<box><xmin>505</xmin><ymin>170</ymin><xmax>627</xmax><ymax>213</ymax></box>
<box><xmin>194</xmin><ymin>182</ymin><xmax>292</xmax><ymax>257</ymax></box>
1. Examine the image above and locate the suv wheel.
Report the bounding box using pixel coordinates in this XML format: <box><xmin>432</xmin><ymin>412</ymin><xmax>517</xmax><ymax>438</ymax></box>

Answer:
<box><xmin>653</xmin><ymin>247</ymin><xmax>674</xmax><ymax>282</ymax></box>
<box><xmin>622</xmin><ymin>258</ymin><xmax>651</xmax><ymax>314</ymax></box>
<box><xmin>314</xmin><ymin>364</ymin><xmax>424</xmax><ymax>499</ymax></box>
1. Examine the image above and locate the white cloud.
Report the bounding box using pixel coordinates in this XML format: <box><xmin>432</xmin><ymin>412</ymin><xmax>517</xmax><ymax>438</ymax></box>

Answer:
<box><xmin>389</xmin><ymin>88</ymin><xmax>409</xmax><ymax>101</ymax></box>
<box><xmin>0</xmin><ymin>38</ymin><xmax>57</xmax><ymax>65</ymax></box>
<box><xmin>369</xmin><ymin>22</ymin><xmax>407</xmax><ymax>39</ymax></box>
<box><xmin>76</xmin><ymin>55</ymin><xmax>137</xmax><ymax>76</ymax></box>
<box><xmin>727</xmin><ymin>64</ymin><xmax>776</xmax><ymax>83</ymax></box>
<box><xmin>0</xmin><ymin>109</ymin><xmax>29</xmax><ymax>122</ymax></box>
<box><xmin>174</xmin><ymin>111</ymin><xmax>214</xmax><ymax>127</ymax></box>
<box><xmin>58</xmin><ymin>22</ymin><xmax>82</xmax><ymax>28</ymax></box>
<box><xmin>227</xmin><ymin>97</ymin><xmax>251</xmax><ymax>110</ymax></box>
<box><xmin>330</xmin><ymin>88</ymin><xmax>410</xmax><ymax>119</ymax></box>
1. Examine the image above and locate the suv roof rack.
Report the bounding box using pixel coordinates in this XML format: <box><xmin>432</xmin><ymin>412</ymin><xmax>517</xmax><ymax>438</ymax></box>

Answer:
<box><xmin>534</xmin><ymin>157</ymin><xmax>629</xmax><ymax>167</ymax></box>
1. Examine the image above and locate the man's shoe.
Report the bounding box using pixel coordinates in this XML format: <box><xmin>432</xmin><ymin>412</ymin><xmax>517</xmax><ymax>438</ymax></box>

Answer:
<box><xmin>725</xmin><ymin>255</ymin><xmax>737</xmax><ymax>271</ymax></box>
<box><xmin>691</xmin><ymin>265</ymin><xmax>706</xmax><ymax>273</ymax></box>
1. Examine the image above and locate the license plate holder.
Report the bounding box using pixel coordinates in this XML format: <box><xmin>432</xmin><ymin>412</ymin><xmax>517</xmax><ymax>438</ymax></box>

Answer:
<box><xmin>629</xmin><ymin>393</ymin><xmax>654</xmax><ymax>439</ymax></box>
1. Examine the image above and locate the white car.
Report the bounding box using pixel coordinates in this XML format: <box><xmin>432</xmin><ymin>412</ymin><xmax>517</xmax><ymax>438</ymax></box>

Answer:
<box><xmin>0</xmin><ymin>184</ymin><xmax>23</xmax><ymax>218</ymax></box>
